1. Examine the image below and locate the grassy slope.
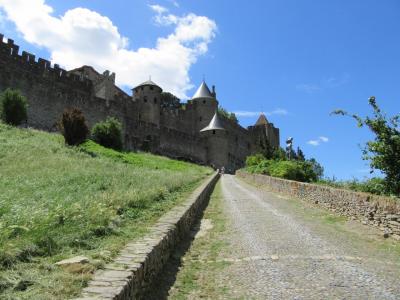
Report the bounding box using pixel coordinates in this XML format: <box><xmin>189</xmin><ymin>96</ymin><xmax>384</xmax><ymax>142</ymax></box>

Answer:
<box><xmin>0</xmin><ymin>123</ymin><xmax>211</xmax><ymax>299</ymax></box>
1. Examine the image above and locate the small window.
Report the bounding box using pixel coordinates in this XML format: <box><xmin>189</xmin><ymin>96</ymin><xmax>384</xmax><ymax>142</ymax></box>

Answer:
<box><xmin>150</xmin><ymin>86</ymin><xmax>154</xmax><ymax>91</ymax></box>
<box><xmin>144</xmin><ymin>96</ymin><xmax>147</xmax><ymax>103</ymax></box>
<box><xmin>212</xmin><ymin>130</ymin><xmax>216</xmax><ymax>135</ymax></box>
<box><xmin>199</xmin><ymin>117</ymin><xmax>202</xmax><ymax>121</ymax></box>
<box><xmin>203</xmin><ymin>100</ymin><xmax>206</xmax><ymax>104</ymax></box>
<box><xmin>141</xmin><ymin>87</ymin><xmax>144</xmax><ymax>91</ymax></box>
<box><xmin>154</xmin><ymin>98</ymin><xmax>157</xmax><ymax>104</ymax></box>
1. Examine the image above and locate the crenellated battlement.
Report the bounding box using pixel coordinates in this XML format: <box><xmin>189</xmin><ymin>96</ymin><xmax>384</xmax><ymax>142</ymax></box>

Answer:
<box><xmin>0</xmin><ymin>34</ymin><xmax>91</xmax><ymax>89</ymax></box>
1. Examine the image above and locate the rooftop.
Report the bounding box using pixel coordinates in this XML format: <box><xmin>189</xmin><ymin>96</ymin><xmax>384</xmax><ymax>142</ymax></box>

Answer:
<box><xmin>200</xmin><ymin>112</ymin><xmax>225</xmax><ymax>132</ymax></box>
<box><xmin>192</xmin><ymin>81</ymin><xmax>214</xmax><ymax>100</ymax></box>
<box><xmin>255</xmin><ymin>113</ymin><xmax>269</xmax><ymax>126</ymax></box>
<box><xmin>135</xmin><ymin>79</ymin><xmax>161</xmax><ymax>89</ymax></box>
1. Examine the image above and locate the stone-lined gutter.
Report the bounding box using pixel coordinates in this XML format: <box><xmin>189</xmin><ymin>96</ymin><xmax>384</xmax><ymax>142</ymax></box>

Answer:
<box><xmin>76</xmin><ymin>172</ymin><xmax>219</xmax><ymax>300</ymax></box>
<box><xmin>236</xmin><ymin>170</ymin><xmax>400</xmax><ymax>240</ymax></box>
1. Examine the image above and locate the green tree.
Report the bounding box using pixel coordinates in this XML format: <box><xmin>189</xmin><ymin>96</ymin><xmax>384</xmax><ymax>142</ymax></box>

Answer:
<box><xmin>91</xmin><ymin>117</ymin><xmax>123</xmax><ymax>150</ymax></box>
<box><xmin>332</xmin><ymin>96</ymin><xmax>400</xmax><ymax>195</ymax></box>
<box><xmin>306</xmin><ymin>158</ymin><xmax>324</xmax><ymax>180</ymax></box>
<box><xmin>0</xmin><ymin>89</ymin><xmax>28</xmax><ymax>126</ymax></box>
<box><xmin>296</xmin><ymin>147</ymin><xmax>306</xmax><ymax>161</ymax></box>
<box><xmin>258</xmin><ymin>138</ymin><xmax>274</xmax><ymax>159</ymax></box>
<box><xmin>272</xmin><ymin>147</ymin><xmax>287</xmax><ymax>161</ymax></box>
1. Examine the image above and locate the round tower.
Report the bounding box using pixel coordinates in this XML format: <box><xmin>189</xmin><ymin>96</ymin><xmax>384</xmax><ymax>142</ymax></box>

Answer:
<box><xmin>191</xmin><ymin>81</ymin><xmax>218</xmax><ymax>132</ymax></box>
<box><xmin>200</xmin><ymin>111</ymin><xmax>229</xmax><ymax>171</ymax></box>
<box><xmin>132</xmin><ymin>79</ymin><xmax>162</xmax><ymax>127</ymax></box>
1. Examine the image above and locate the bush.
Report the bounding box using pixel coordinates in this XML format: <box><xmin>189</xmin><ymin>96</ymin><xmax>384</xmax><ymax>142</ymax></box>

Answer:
<box><xmin>318</xmin><ymin>177</ymin><xmax>387</xmax><ymax>196</ymax></box>
<box><xmin>246</xmin><ymin>153</ymin><xmax>265</xmax><ymax>167</ymax></box>
<box><xmin>0</xmin><ymin>89</ymin><xmax>28</xmax><ymax>126</ymax></box>
<box><xmin>245</xmin><ymin>157</ymin><xmax>319</xmax><ymax>182</ymax></box>
<box><xmin>268</xmin><ymin>160</ymin><xmax>311</xmax><ymax>182</ymax></box>
<box><xmin>59</xmin><ymin>108</ymin><xmax>89</xmax><ymax>146</ymax></box>
<box><xmin>91</xmin><ymin>117</ymin><xmax>123</xmax><ymax>150</ymax></box>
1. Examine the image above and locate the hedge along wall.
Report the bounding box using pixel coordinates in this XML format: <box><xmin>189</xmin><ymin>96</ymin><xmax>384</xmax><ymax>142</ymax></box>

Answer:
<box><xmin>236</xmin><ymin>170</ymin><xmax>400</xmax><ymax>240</ymax></box>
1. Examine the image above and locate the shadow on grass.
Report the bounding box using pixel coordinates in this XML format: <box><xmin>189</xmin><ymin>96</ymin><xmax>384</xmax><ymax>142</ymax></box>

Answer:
<box><xmin>143</xmin><ymin>213</ymin><xmax>204</xmax><ymax>300</ymax></box>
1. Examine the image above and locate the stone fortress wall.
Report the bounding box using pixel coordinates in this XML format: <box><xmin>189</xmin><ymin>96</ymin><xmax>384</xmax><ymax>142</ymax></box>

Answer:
<box><xmin>0</xmin><ymin>34</ymin><xmax>280</xmax><ymax>171</ymax></box>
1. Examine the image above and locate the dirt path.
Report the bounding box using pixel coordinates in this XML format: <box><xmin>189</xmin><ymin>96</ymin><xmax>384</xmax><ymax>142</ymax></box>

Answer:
<box><xmin>161</xmin><ymin>175</ymin><xmax>400</xmax><ymax>299</ymax></box>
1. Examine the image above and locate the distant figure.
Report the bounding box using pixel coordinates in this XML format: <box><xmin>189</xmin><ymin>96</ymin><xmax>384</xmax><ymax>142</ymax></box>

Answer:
<box><xmin>220</xmin><ymin>166</ymin><xmax>225</xmax><ymax>175</ymax></box>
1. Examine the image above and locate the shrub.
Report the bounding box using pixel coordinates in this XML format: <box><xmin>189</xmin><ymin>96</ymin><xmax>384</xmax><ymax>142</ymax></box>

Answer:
<box><xmin>245</xmin><ymin>157</ymin><xmax>319</xmax><ymax>182</ymax></box>
<box><xmin>246</xmin><ymin>153</ymin><xmax>265</xmax><ymax>167</ymax></box>
<box><xmin>91</xmin><ymin>117</ymin><xmax>123</xmax><ymax>150</ymax></box>
<box><xmin>318</xmin><ymin>177</ymin><xmax>387</xmax><ymax>196</ymax></box>
<box><xmin>59</xmin><ymin>108</ymin><xmax>89</xmax><ymax>146</ymax></box>
<box><xmin>0</xmin><ymin>89</ymin><xmax>28</xmax><ymax>126</ymax></box>
<box><xmin>268</xmin><ymin>161</ymin><xmax>308</xmax><ymax>182</ymax></box>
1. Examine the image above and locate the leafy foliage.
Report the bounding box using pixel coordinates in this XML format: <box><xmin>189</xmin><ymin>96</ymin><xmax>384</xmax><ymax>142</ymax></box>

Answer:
<box><xmin>0</xmin><ymin>89</ymin><xmax>28</xmax><ymax>126</ymax></box>
<box><xmin>318</xmin><ymin>177</ymin><xmax>387</xmax><ymax>196</ymax></box>
<box><xmin>296</xmin><ymin>147</ymin><xmax>305</xmax><ymax>161</ymax></box>
<box><xmin>59</xmin><ymin>107</ymin><xmax>89</xmax><ymax>146</ymax></box>
<box><xmin>245</xmin><ymin>153</ymin><xmax>265</xmax><ymax>167</ymax></box>
<box><xmin>332</xmin><ymin>96</ymin><xmax>400</xmax><ymax>196</ymax></box>
<box><xmin>91</xmin><ymin>117</ymin><xmax>123</xmax><ymax>150</ymax></box>
<box><xmin>160</xmin><ymin>92</ymin><xmax>180</xmax><ymax>109</ymax></box>
<box><xmin>218</xmin><ymin>106</ymin><xmax>238</xmax><ymax>123</ymax></box>
<box><xmin>245</xmin><ymin>153</ymin><xmax>323</xmax><ymax>183</ymax></box>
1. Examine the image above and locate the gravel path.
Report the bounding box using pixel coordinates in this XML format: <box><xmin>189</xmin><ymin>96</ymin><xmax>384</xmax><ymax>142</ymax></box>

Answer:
<box><xmin>218</xmin><ymin>174</ymin><xmax>400</xmax><ymax>299</ymax></box>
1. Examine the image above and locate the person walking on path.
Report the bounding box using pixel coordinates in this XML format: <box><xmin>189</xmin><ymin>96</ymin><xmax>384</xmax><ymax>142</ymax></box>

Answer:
<box><xmin>220</xmin><ymin>166</ymin><xmax>225</xmax><ymax>175</ymax></box>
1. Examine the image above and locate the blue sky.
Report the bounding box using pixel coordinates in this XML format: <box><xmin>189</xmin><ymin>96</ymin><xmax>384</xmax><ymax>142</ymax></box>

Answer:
<box><xmin>0</xmin><ymin>0</ymin><xmax>399</xmax><ymax>180</ymax></box>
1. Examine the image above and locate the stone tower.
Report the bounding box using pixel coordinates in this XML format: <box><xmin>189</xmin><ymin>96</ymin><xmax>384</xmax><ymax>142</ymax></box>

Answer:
<box><xmin>191</xmin><ymin>81</ymin><xmax>218</xmax><ymax>133</ymax></box>
<box><xmin>132</xmin><ymin>79</ymin><xmax>162</xmax><ymax>127</ymax></box>
<box><xmin>248</xmin><ymin>113</ymin><xmax>280</xmax><ymax>151</ymax></box>
<box><xmin>200</xmin><ymin>111</ymin><xmax>229</xmax><ymax>170</ymax></box>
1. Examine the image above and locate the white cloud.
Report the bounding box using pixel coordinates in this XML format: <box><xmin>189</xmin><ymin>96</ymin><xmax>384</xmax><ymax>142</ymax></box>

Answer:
<box><xmin>319</xmin><ymin>136</ymin><xmax>329</xmax><ymax>142</ymax></box>
<box><xmin>0</xmin><ymin>0</ymin><xmax>217</xmax><ymax>98</ymax></box>
<box><xmin>234</xmin><ymin>108</ymin><xmax>288</xmax><ymax>117</ymax></box>
<box><xmin>149</xmin><ymin>4</ymin><xmax>168</xmax><ymax>15</ymax></box>
<box><xmin>297</xmin><ymin>74</ymin><xmax>350</xmax><ymax>94</ymax></box>
<box><xmin>307</xmin><ymin>140</ymin><xmax>320</xmax><ymax>146</ymax></box>
<box><xmin>168</xmin><ymin>0</ymin><xmax>180</xmax><ymax>8</ymax></box>
<box><xmin>307</xmin><ymin>136</ymin><xmax>329</xmax><ymax>146</ymax></box>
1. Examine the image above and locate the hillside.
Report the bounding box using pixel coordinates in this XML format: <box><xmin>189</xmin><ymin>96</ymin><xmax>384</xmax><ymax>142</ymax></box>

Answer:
<box><xmin>0</xmin><ymin>123</ymin><xmax>212</xmax><ymax>299</ymax></box>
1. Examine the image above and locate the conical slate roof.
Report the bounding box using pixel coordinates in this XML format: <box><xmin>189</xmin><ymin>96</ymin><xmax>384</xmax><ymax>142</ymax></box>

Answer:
<box><xmin>255</xmin><ymin>113</ymin><xmax>269</xmax><ymax>126</ymax></box>
<box><xmin>192</xmin><ymin>81</ymin><xmax>214</xmax><ymax>99</ymax></box>
<box><xmin>200</xmin><ymin>112</ymin><xmax>225</xmax><ymax>132</ymax></box>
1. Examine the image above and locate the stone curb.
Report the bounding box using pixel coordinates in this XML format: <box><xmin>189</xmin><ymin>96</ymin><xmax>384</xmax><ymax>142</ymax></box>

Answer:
<box><xmin>74</xmin><ymin>172</ymin><xmax>220</xmax><ymax>300</ymax></box>
<box><xmin>237</xmin><ymin>171</ymin><xmax>400</xmax><ymax>240</ymax></box>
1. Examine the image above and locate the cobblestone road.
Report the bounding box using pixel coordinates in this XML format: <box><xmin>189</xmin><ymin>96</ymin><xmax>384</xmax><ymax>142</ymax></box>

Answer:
<box><xmin>216</xmin><ymin>175</ymin><xmax>400</xmax><ymax>299</ymax></box>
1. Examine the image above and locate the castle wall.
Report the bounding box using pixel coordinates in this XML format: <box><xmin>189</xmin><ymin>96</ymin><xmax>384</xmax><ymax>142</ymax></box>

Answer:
<box><xmin>0</xmin><ymin>33</ymin><xmax>280</xmax><ymax>171</ymax></box>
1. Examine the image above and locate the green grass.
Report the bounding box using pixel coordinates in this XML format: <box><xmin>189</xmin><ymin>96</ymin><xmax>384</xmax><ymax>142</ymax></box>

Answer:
<box><xmin>170</xmin><ymin>182</ymin><xmax>232</xmax><ymax>299</ymax></box>
<box><xmin>0</xmin><ymin>123</ymin><xmax>211</xmax><ymax>299</ymax></box>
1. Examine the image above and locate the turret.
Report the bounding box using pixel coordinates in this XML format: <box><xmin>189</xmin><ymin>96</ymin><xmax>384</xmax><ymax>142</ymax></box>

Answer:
<box><xmin>248</xmin><ymin>113</ymin><xmax>280</xmax><ymax>152</ymax></box>
<box><xmin>132</xmin><ymin>79</ymin><xmax>162</xmax><ymax>127</ymax></box>
<box><xmin>191</xmin><ymin>81</ymin><xmax>218</xmax><ymax>132</ymax></box>
<box><xmin>200</xmin><ymin>111</ymin><xmax>229</xmax><ymax>170</ymax></box>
